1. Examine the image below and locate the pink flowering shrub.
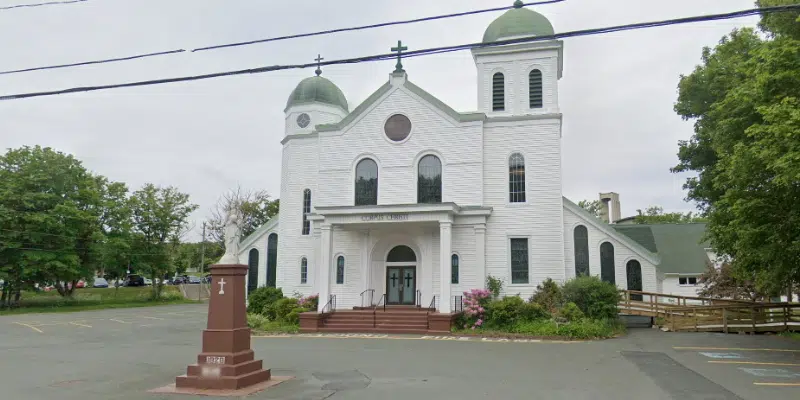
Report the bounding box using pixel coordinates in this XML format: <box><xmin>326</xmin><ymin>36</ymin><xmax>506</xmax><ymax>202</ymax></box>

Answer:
<box><xmin>461</xmin><ymin>288</ymin><xmax>491</xmax><ymax>330</ymax></box>
<box><xmin>297</xmin><ymin>293</ymin><xmax>319</xmax><ymax>310</ymax></box>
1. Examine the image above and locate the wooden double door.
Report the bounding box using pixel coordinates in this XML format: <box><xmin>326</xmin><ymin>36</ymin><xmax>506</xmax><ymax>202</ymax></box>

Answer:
<box><xmin>386</xmin><ymin>266</ymin><xmax>416</xmax><ymax>305</ymax></box>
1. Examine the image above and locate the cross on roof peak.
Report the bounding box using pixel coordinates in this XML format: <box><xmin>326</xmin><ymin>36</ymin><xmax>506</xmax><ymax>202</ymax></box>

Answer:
<box><xmin>314</xmin><ymin>54</ymin><xmax>324</xmax><ymax>76</ymax></box>
<box><xmin>391</xmin><ymin>40</ymin><xmax>408</xmax><ymax>73</ymax></box>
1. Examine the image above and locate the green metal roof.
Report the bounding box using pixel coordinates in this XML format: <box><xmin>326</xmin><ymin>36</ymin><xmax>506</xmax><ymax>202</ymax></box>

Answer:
<box><xmin>483</xmin><ymin>4</ymin><xmax>555</xmax><ymax>43</ymax></box>
<box><xmin>285</xmin><ymin>76</ymin><xmax>348</xmax><ymax>112</ymax></box>
<box><xmin>614</xmin><ymin>223</ymin><xmax>710</xmax><ymax>274</ymax></box>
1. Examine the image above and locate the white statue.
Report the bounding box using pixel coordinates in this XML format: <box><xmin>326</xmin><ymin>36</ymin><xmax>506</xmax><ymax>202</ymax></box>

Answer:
<box><xmin>219</xmin><ymin>205</ymin><xmax>243</xmax><ymax>264</ymax></box>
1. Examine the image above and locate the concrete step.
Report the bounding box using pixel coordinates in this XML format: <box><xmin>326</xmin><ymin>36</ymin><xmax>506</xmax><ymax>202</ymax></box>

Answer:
<box><xmin>327</xmin><ymin>315</ymin><xmax>428</xmax><ymax>322</ymax></box>
<box><xmin>317</xmin><ymin>327</ymin><xmax>430</xmax><ymax>334</ymax></box>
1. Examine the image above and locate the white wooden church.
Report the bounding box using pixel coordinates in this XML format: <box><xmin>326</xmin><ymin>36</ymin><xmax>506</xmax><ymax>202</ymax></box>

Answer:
<box><xmin>237</xmin><ymin>4</ymin><xmax>664</xmax><ymax>313</ymax></box>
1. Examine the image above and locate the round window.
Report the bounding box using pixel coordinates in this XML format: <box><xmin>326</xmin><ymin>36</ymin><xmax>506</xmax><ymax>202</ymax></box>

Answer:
<box><xmin>296</xmin><ymin>113</ymin><xmax>311</xmax><ymax>128</ymax></box>
<box><xmin>384</xmin><ymin>114</ymin><xmax>411</xmax><ymax>142</ymax></box>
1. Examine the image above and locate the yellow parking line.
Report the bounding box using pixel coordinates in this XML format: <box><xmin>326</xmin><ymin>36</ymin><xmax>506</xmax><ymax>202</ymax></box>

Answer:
<box><xmin>13</xmin><ymin>322</ymin><xmax>43</xmax><ymax>333</ymax></box>
<box><xmin>710</xmin><ymin>361</ymin><xmax>800</xmax><ymax>367</ymax></box>
<box><xmin>109</xmin><ymin>319</ymin><xmax>130</xmax><ymax>324</ymax></box>
<box><xmin>675</xmin><ymin>346</ymin><xmax>800</xmax><ymax>353</ymax></box>
<box><xmin>754</xmin><ymin>382</ymin><xmax>800</xmax><ymax>387</ymax></box>
<box><xmin>69</xmin><ymin>322</ymin><xmax>92</xmax><ymax>328</ymax></box>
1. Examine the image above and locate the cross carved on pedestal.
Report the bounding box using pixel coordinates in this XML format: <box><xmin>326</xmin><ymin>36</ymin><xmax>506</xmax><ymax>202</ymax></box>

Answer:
<box><xmin>217</xmin><ymin>278</ymin><xmax>226</xmax><ymax>295</ymax></box>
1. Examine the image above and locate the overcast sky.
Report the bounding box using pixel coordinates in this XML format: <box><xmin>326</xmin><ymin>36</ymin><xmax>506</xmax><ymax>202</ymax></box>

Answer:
<box><xmin>0</xmin><ymin>0</ymin><xmax>760</xmax><ymax>240</ymax></box>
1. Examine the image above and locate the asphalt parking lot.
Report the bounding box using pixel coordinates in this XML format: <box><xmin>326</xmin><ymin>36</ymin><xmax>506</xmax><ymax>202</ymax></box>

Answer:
<box><xmin>1</xmin><ymin>303</ymin><xmax>799</xmax><ymax>399</ymax></box>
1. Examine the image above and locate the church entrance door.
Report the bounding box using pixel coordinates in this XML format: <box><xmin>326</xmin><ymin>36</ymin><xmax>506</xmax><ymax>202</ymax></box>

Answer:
<box><xmin>386</xmin><ymin>266</ymin><xmax>416</xmax><ymax>305</ymax></box>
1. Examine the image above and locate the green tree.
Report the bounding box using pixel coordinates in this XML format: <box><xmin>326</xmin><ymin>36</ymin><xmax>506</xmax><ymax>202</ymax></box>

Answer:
<box><xmin>672</xmin><ymin>2</ymin><xmax>800</xmax><ymax>296</ymax></box>
<box><xmin>577</xmin><ymin>200</ymin><xmax>602</xmax><ymax>218</ymax></box>
<box><xmin>207</xmin><ymin>187</ymin><xmax>279</xmax><ymax>244</ymax></box>
<box><xmin>633</xmin><ymin>206</ymin><xmax>707</xmax><ymax>224</ymax></box>
<box><xmin>129</xmin><ymin>184</ymin><xmax>197</xmax><ymax>298</ymax></box>
<box><xmin>0</xmin><ymin>146</ymin><xmax>130</xmax><ymax>304</ymax></box>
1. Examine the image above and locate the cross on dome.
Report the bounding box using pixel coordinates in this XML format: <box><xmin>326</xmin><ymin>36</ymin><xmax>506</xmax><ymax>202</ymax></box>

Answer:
<box><xmin>314</xmin><ymin>54</ymin><xmax>324</xmax><ymax>76</ymax></box>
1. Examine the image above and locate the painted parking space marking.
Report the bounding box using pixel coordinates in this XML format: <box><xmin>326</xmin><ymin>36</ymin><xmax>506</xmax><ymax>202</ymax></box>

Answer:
<box><xmin>253</xmin><ymin>333</ymin><xmax>582</xmax><ymax>344</ymax></box>
<box><xmin>710</xmin><ymin>361</ymin><xmax>800</xmax><ymax>367</ymax></box>
<box><xmin>754</xmin><ymin>382</ymin><xmax>800</xmax><ymax>387</ymax></box>
<box><xmin>12</xmin><ymin>322</ymin><xmax>43</xmax><ymax>333</ymax></box>
<box><xmin>109</xmin><ymin>318</ymin><xmax>130</xmax><ymax>324</ymax></box>
<box><xmin>739</xmin><ymin>368</ymin><xmax>800</xmax><ymax>378</ymax></box>
<box><xmin>699</xmin><ymin>352</ymin><xmax>743</xmax><ymax>359</ymax></box>
<box><xmin>69</xmin><ymin>321</ymin><xmax>91</xmax><ymax>328</ymax></box>
<box><xmin>139</xmin><ymin>316</ymin><xmax>164</xmax><ymax>320</ymax></box>
<box><xmin>675</xmin><ymin>346</ymin><xmax>800</xmax><ymax>353</ymax></box>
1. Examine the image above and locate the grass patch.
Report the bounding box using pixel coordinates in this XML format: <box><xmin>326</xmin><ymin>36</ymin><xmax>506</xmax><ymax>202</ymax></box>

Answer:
<box><xmin>779</xmin><ymin>331</ymin><xmax>800</xmax><ymax>341</ymax></box>
<box><xmin>0</xmin><ymin>286</ymin><xmax>196</xmax><ymax>315</ymax></box>
<box><xmin>247</xmin><ymin>313</ymin><xmax>299</xmax><ymax>334</ymax></box>
<box><xmin>453</xmin><ymin>319</ymin><xmax>625</xmax><ymax>340</ymax></box>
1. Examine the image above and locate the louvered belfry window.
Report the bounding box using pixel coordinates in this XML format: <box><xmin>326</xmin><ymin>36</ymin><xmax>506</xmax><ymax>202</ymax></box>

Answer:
<box><xmin>492</xmin><ymin>72</ymin><xmax>505</xmax><ymax>111</ymax></box>
<box><xmin>302</xmin><ymin>189</ymin><xmax>311</xmax><ymax>235</ymax></box>
<box><xmin>509</xmin><ymin>153</ymin><xmax>526</xmax><ymax>203</ymax></box>
<box><xmin>529</xmin><ymin>69</ymin><xmax>543</xmax><ymax>108</ymax></box>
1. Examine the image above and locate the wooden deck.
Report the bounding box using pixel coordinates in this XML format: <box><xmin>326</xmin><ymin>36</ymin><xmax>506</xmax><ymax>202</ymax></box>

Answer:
<box><xmin>618</xmin><ymin>290</ymin><xmax>800</xmax><ymax>333</ymax></box>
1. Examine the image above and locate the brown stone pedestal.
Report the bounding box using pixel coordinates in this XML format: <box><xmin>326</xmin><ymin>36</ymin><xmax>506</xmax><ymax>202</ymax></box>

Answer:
<box><xmin>173</xmin><ymin>264</ymin><xmax>272</xmax><ymax>392</ymax></box>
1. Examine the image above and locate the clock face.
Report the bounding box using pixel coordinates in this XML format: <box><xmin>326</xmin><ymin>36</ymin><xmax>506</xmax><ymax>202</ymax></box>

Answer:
<box><xmin>297</xmin><ymin>113</ymin><xmax>311</xmax><ymax>128</ymax></box>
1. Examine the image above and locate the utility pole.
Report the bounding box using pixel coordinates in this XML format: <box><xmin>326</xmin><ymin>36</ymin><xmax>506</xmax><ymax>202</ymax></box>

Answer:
<box><xmin>199</xmin><ymin>222</ymin><xmax>206</xmax><ymax>275</ymax></box>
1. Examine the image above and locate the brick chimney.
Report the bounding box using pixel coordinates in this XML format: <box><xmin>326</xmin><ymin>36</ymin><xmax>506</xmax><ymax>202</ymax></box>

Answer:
<box><xmin>599</xmin><ymin>192</ymin><xmax>621</xmax><ymax>223</ymax></box>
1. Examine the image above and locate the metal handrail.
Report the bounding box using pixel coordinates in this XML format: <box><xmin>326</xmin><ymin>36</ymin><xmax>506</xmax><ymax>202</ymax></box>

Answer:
<box><xmin>426</xmin><ymin>295</ymin><xmax>437</xmax><ymax>330</ymax></box>
<box><xmin>360</xmin><ymin>289</ymin><xmax>375</xmax><ymax>308</ymax></box>
<box><xmin>373</xmin><ymin>294</ymin><xmax>386</xmax><ymax>328</ymax></box>
<box><xmin>320</xmin><ymin>294</ymin><xmax>336</xmax><ymax>317</ymax></box>
<box><xmin>453</xmin><ymin>295</ymin><xmax>463</xmax><ymax>313</ymax></box>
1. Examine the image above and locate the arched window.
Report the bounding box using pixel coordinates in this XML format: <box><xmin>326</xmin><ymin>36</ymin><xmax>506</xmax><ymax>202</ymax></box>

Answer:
<box><xmin>302</xmin><ymin>189</ymin><xmax>311</xmax><ymax>235</ymax></box>
<box><xmin>247</xmin><ymin>249</ymin><xmax>259</xmax><ymax>294</ymax></box>
<box><xmin>492</xmin><ymin>72</ymin><xmax>505</xmax><ymax>111</ymax></box>
<box><xmin>387</xmin><ymin>245</ymin><xmax>417</xmax><ymax>262</ymax></box>
<box><xmin>266</xmin><ymin>233</ymin><xmax>278</xmax><ymax>288</ymax></box>
<box><xmin>509</xmin><ymin>153</ymin><xmax>526</xmax><ymax>203</ymax></box>
<box><xmin>336</xmin><ymin>256</ymin><xmax>345</xmax><ymax>284</ymax></box>
<box><xmin>600</xmin><ymin>242</ymin><xmax>616</xmax><ymax>284</ymax></box>
<box><xmin>573</xmin><ymin>225</ymin><xmax>589</xmax><ymax>277</ymax></box>
<box><xmin>417</xmin><ymin>155</ymin><xmax>442</xmax><ymax>204</ymax></box>
<box><xmin>300</xmin><ymin>257</ymin><xmax>308</xmax><ymax>284</ymax></box>
<box><xmin>355</xmin><ymin>158</ymin><xmax>378</xmax><ymax>206</ymax></box>
<box><xmin>626</xmin><ymin>260</ymin><xmax>643</xmax><ymax>301</ymax></box>
<box><xmin>529</xmin><ymin>69</ymin><xmax>543</xmax><ymax>108</ymax></box>
<box><xmin>451</xmin><ymin>254</ymin><xmax>459</xmax><ymax>284</ymax></box>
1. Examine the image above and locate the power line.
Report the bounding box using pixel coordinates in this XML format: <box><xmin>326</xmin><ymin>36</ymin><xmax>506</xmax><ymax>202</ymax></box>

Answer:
<box><xmin>0</xmin><ymin>5</ymin><xmax>796</xmax><ymax>101</ymax></box>
<box><xmin>0</xmin><ymin>1</ymin><xmax>563</xmax><ymax>76</ymax></box>
<box><xmin>191</xmin><ymin>0</ymin><xmax>565</xmax><ymax>52</ymax></box>
<box><xmin>0</xmin><ymin>50</ymin><xmax>187</xmax><ymax>76</ymax></box>
<box><xmin>0</xmin><ymin>0</ymin><xmax>88</xmax><ymax>11</ymax></box>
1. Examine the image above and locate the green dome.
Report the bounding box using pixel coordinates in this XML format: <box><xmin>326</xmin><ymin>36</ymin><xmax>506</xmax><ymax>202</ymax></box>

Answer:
<box><xmin>482</xmin><ymin>5</ymin><xmax>554</xmax><ymax>43</ymax></box>
<box><xmin>285</xmin><ymin>76</ymin><xmax>348</xmax><ymax>112</ymax></box>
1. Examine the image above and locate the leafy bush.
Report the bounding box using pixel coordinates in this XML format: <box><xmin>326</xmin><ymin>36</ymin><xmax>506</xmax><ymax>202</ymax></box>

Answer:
<box><xmin>286</xmin><ymin>307</ymin><xmax>308</xmax><ymax>325</ymax></box>
<box><xmin>248</xmin><ymin>287</ymin><xmax>283</xmax><ymax>314</ymax></box>
<box><xmin>297</xmin><ymin>293</ymin><xmax>319</xmax><ymax>310</ymax></box>
<box><xmin>559</xmin><ymin>302</ymin><xmax>585</xmax><ymax>322</ymax></box>
<box><xmin>512</xmin><ymin>319</ymin><xmax>624</xmax><ymax>339</ymax></box>
<box><xmin>461</xmin><ymin>288</ymin><xmax>491</xmax><ymax>329</ymax></box>
<box><xmin>272</xmin><ymin>297</ymin><xmax>299</xmax><ymax>321</ymax></box>
<box><xmin>486</xmin><ymin>296</ymin><xmax>524</xmax><ymax>328</ymax></box>
<box><xmin>485</xmin><ymin>275</ymin><xmax>503</xmax><ymax>299</ymax></box>
<box><xmin>562</xmin><ymin>276</ymin><xmax>620</xmax><ymax>320</ymax></box>
<box><xmin>247</xmin><ymin>312</ymin><xmax>270</xmax><ymax>329</ymax></box>
<box><xmin>518</xmin><ymin>302</ymin><xmax>550</xmax><ymax>322</ymax></box>
<box><xmin>530</xmin><ymin>278</ymin><xmax>563</xmax><ymax>313</ymax></box>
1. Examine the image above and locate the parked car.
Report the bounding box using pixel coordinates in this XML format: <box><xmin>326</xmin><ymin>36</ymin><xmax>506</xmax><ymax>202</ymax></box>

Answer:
<box><xmin>92</xmin><ymin>277</ymin><xmax>109</xmax><ymax>288</ymax></box>
<box><xmin>123</xmin><ymin>274</ymin><xmax>146</xmax><ymax>287</ymax></box>
<box><xmin>143</xmin><ymin>278</ymin><xmax>153</xmax><ymax>286</ymax></box>
<box><xmin>187</xmin><ymin>276</ymin><xmax>202</xmax><ymax>284</ymax></box>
